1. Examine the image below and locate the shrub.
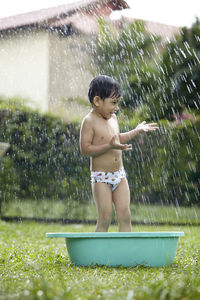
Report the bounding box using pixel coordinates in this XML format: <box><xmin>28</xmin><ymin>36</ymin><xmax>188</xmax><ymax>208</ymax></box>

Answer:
<box><xmin>121</xmin><ymin>110</ymin><xmax>200</xmax><ymax>206</ymax></box>
<box><xmin>0</xmin><ymin>98</ymin><xmax>91</xmax><ymax>207</ymax></box>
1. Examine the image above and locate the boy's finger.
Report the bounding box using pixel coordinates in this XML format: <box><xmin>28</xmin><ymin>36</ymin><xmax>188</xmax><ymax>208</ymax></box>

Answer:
<box><xmin>124</xmin><ymin>148</ymin><xmax>133</xmax><ymax>151</ymax></box>
<box><xmin>149</xmin><ymin>123</ymin><xmax>158</xmax><ymax>126</ymax></box>
<box><xmin>123</xmin><ymin>144</ymin><xmax>132</xmax><ymax>150</ymax></box>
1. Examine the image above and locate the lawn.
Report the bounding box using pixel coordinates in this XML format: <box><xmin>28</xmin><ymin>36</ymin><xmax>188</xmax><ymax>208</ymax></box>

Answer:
<box><xmin>2</xmin><ymin>199</ymin><xmax>200</xmax><ymax>225</ymax></box>
<box><xmin>0</xmin><ymin>221</ymin><xmax>200</xmax><ymax>300</ymax></box>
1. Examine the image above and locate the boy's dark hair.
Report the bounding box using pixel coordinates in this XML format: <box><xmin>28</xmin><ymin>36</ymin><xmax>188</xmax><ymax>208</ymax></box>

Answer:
<box><xmin>88</xmin><ymin>75</ymin><xmax>122</xmax><ymax>103</ymax></box>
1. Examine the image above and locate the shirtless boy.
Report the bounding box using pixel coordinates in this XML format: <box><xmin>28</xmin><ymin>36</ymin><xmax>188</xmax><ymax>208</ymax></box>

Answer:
<box><xmin>80</xmin><ymin>75</ymin><xmax>158</xmax><ymax>232</ymax></box>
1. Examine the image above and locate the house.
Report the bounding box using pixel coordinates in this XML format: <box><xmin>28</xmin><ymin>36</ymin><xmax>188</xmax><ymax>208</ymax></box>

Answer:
<box><xmin>0</xmin><ymin>0</ymin><xmax>128</xmax><ymax>118</ymax></box>
<box><xmin>118</xmin><ymin>15</ymin><xmax>181</xmax><ymax>42</ymax></box>
<box><xmin>0</xmin><ymin>0</ymin><xmax>180</xmax><ymax>119</ymax></box>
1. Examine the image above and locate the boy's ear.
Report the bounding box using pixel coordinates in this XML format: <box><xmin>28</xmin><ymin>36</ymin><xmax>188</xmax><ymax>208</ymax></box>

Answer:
<box><xmin>93</xmin><ymin>96</ymin><xmax>101</xmax><ymax>106</ymax></box>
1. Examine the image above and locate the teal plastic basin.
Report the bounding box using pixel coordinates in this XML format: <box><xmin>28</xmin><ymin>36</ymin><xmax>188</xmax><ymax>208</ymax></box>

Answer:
<box><xmin>46</xmin><ymin>232</ymin><xmax>184</xmax><ymax>267</ymax></box>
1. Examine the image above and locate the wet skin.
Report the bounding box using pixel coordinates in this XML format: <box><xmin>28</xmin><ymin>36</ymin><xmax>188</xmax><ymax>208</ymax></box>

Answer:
<box><xmin>80</xmin><ymin>96</ymin><xmax>131</xmax><ymax>172</ymax></box>
<box><xmin>80</xmin><ymin>94</ymin><xmax>158</xmax><ymax>232</ymax></box>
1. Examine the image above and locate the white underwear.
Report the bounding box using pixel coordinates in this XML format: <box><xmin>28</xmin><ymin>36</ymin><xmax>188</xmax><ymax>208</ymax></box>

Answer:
<box><xmin>91</xmin><ymin>168</ymin><xmax>126</xmax><ymax>192</ymax></box>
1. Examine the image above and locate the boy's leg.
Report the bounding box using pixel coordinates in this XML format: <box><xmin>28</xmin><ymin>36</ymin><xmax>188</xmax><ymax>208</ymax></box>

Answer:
<box><xmin>92</xmin><ymin>182</ymin><xmax>113</xmax><ymax>232</ymax></box>
<box><xmin>112</xmin><ymin>178</ymin><xmax>132</xmax><ymax>232</ymax></box>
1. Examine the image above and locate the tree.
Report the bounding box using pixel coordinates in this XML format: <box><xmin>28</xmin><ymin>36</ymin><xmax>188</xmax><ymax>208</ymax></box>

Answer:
<box><xmin>96</xmin><ymin>18</ymin><xmax>200</xmax><ymax>206</ymax></box>
<box><xmin>96</xmin><ymin>18</ymin><xmax>160</xmax><ymax>111</ymax></box>
<box><xmin>147</xmin><ymin>18</ymin><xmax>200</xmax><ymax>119</ymax></box>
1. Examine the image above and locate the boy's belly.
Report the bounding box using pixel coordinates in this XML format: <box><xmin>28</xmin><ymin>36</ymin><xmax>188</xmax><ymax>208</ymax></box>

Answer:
<box><xmin>91</xmin><ymin>149</ymin><xmax>123</xmax><ymax>172</ymax></box>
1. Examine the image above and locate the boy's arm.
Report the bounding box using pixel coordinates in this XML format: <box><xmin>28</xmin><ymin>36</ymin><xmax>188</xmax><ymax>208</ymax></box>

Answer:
<box><xmin>120</xmin><ymin>121</ymin><xmax>158</xmax><ymax>144</ymax></box>
<box><xmin>80</xmin><ymin>118</ymin><xmax>132</xmax><ymax>156</ymax></box>
<box><xmin>80</xmin><ymin>118</ymin><xmax>111</xmax><ymax>156</ymax></box>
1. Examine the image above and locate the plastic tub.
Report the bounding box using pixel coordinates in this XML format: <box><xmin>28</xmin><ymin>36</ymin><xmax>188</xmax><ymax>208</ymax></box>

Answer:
<box><xmin>46</xmin><ymin>232</ymin><xmax>184</xmax><ymax>267</ymax></box>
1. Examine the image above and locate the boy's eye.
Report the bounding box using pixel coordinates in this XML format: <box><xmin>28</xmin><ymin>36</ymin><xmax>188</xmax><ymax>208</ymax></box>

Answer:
<box><xmin>111</xmin><ymin>97</ymin><xmax>121</xmax><ymax>105</ymax></box>
<box><xmin>112</xmin><ymin>99</ymin><xmax>118</xmax><ymax>104</ymax></box>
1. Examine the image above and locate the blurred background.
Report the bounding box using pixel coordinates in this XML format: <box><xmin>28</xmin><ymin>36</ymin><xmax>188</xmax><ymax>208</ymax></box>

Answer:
<box><xmin>0</xmin><ymin>0</ymin><xmax>200</xmax><ymax>225</ymax></box>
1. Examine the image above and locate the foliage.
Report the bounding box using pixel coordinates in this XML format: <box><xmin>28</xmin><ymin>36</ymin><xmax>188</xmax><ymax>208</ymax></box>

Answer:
<box><xmin>147</xmin><ymin>18</ymin><xmax>200</xmax><ymax>120</ymax></box>
<box><xmin>96</xmin><ymin>18</ymin><xmax>200</xmax><ymax>206</ymax></box>
<box><xmin>120</xmin><ymin>112</ymin><xmax>200</xmax><ymax>206</ymax></box>
<box><xmin>97</xmin><ymin>18</ymin><xmax>200</xmax><ymax>119</ymax></box>
<box><xmin>1</xmin><ymin>19</ymin><xmax>200</xmax><ymax>208</ymax></box>
<box><xmin>152</xmin><ymin>117</ymin><xmax>200</xmax><ymax>205</ymax></box>
<box><xmin>0</xmin><ymin>98</ymin><xmax>91</xmax><ymax>208</ymax></box>
<box><xmin>0</xmin><ymin>157</ymin><xmax>20</xmax><ymax>214</ymax></box>
<box><xmin>96</xmin><ymin>18</ymin><xmax>160</xmax><ymax>110</ymax></box>
<box><xmin>0</xmin><ymin>221</ymin><xmax>200</xmax><ymax>300</ymax></box>
<box><xmin>0</xmin><ymin>97</ymin><xmax>199</xmax><ymax>207</ymax></box>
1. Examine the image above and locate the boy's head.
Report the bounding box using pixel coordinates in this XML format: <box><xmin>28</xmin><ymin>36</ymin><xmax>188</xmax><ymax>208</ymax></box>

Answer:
<box><xmin>88</xmin><ymin>75</ymin><xmax>122</xmax><ymax>104</ymax></box>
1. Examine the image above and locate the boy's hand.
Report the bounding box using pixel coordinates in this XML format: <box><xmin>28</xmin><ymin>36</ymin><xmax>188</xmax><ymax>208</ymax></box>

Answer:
<box><xmin>135</xmin><ymin>121</ymin><xmax>159</xmax><ymax>132</ymax></box>
<box><xmin>110</xmin><ymin>135</ymin><xmax>132</xmax><ymax>151</ymax></box>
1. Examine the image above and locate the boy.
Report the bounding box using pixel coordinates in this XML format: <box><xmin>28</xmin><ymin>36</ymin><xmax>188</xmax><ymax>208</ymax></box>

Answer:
<box><xmin>80</xmin><ymin>75</ymin><xmax>158</xmax><ymax>232</ymax></box>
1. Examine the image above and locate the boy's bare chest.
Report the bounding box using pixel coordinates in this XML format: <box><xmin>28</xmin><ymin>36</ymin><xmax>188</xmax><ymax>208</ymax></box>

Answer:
<box><xmin>93</xmin><ymin>118</ymin><xmax>119</xmax><ymax>141</ymax></box>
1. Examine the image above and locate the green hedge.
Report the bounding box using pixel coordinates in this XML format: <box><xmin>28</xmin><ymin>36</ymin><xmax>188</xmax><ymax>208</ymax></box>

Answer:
<box><xmin>0</xmin><ymin>99</ymin><xmax>91</xmax><ymax>207</ymax></box>
<box><xmin>0</xmin><ymin>98</ymin><xmax>199</xmax><ymax>208</ymax></box>
<box><xmin>121</xmin><ymin>111</ymin><xmax>200</xmax><ymax>206</ymax></box>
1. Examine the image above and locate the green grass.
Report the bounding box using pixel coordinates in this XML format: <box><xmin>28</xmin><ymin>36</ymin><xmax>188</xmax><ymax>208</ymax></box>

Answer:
<box><xmin>2</xmin><ymin>199</ymin><xmax>200</xmax><ymax>224</ymax></box>
<box><xmin>0</xmin><ymin>221</ymin><xmax>200</xmax><ymax>300</ymax></box>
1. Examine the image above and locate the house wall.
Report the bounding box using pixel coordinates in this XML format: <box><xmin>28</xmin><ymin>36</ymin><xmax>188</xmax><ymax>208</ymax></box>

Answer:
<box><xmin>0</xmin><ymin>30</ymin><xmax>49</xmax><ymax>112</ymax></box>
<box><xmin>48</xmin><ymin>32</ymin><xmax>95</xmax><ymax>119</ymax></box>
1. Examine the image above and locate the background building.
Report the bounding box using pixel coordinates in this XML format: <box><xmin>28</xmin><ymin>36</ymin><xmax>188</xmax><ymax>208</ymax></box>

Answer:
<box><xmin>0</xmin><ymin>0</ymin><xmax>128</xmax><ymax>115</ymax></box>
<box><xmin>0</xmin><ymin>0</ymin><xmax>179</xmax><ymax>119</ymax></box>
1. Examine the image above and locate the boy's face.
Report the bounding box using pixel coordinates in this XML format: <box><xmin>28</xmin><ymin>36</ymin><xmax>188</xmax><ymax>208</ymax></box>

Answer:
<box><xmin>94</xmin><ymin>95</ymin><xmax>121</xmax><ymax>120</ymax></box>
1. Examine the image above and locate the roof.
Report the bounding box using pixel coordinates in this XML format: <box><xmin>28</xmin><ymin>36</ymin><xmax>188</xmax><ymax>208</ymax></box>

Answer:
<box><xmin>144</xmin><ymin>19</ymin><xmax>180</xmax><ymax>41</ymax></box>
<box><xmin>0</xmin><ymin>0</ymin><xmax>129</xmax><ymax>33</ymax></box>
<box><xmin>119</xmin><ymin>15</ymin><xmax>181</xmax><ymax>41</ymax></box>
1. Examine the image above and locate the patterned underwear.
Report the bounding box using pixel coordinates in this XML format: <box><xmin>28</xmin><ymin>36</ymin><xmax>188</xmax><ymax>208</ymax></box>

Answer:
<box><xmin>91</xmin><ymin>168</ymin><xmax>126</xmax><ymax>192</ymax></box>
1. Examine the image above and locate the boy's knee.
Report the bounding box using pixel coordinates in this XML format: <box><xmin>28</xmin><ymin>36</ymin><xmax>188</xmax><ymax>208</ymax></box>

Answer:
<box><xmin>98</xmin><ymin>213</ymin><xmax>112</xmax><ymax>226</ymax></box>
<box><xmin>117</xmin><ymin>208</ymin><xmax>131</xmax><ymax>223</ymax></box>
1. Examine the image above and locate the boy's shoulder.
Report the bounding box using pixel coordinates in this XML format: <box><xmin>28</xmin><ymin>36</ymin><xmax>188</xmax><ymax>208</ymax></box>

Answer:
<box><xmin>82</xmin><ymin>112</ymin><xmax>93</xmax><ymax>123</ymax></box>
<box><xmin>82</xmin><ymin>111</ymin><xmax>99</xmax><ymax>124</ymax></box>
<box><xmin>81</xmin><ymin>112</ymin><xmax>95</xmax><ymax>129</ymax></box>
<box><xmin>82</xmin><ymin>111</ymin><xmax>117</xmax><ymax>126</ymax></box>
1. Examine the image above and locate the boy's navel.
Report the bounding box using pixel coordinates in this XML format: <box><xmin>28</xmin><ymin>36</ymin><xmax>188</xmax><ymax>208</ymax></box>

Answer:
<box><xmin>101</xmin><ymin>136</ymin><xmax>104</xmax><ymax>140</ymax></box>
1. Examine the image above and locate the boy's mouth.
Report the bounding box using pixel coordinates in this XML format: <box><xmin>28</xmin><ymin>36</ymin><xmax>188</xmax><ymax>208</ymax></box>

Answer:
<box><xmin>112</xmin><ymin>111</ymin><xmax>119</xmax><ymax>115</ymax></box>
